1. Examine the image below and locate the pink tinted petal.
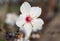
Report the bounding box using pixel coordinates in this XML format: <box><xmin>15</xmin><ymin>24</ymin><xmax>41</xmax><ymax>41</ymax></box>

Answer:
<box><xmin>32</xmin><ymin>18</ymin><xmax>44</xmax><ymax>32</ymax></box>
<box><xmin>20</xmin><ymin>2</ymin><xmax>31</xmax><ymax>15</ymax></box>
<box><xmin>30</xmin><ymin>7</ymin><xmax>42</xmax><ymax>18</ymax></box>
<box><xmin>16</xmin><ymin>14</ymin><xmax>26</xmax><ymax>28</ymax></box>
<box><xmin>23</xmin><ymin>23</ymin><xmax>32</xmax><ymax>40</ymax></box>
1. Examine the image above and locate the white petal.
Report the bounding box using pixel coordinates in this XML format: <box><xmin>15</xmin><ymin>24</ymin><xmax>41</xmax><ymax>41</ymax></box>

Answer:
<box><xmin>23</xmin><ymin>23</ymin><xmax>32</xmax><ymax>40</ymax></box>
<box><xmin>16</xmin><ymin>14</ymin><xmax>26</xmax><ymax>28</ymax></box>
<box><xmin>32</xmin><ymin>18</ymin><xmax>44</xmax><ymax>32</ymax></box>
<box><xmin>30</xmin><ymin>7</ymin><xmax>42</xmax><ymax>18</ymax></box>
<box><xmin>20</xmin><ymin>2</ymin><xmax>31</xmax><ymax>15</ymax></box>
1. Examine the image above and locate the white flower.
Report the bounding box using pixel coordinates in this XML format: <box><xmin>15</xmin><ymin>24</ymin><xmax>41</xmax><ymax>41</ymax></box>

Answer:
<box><xmin>16</xmin><ymin>2</ymin><xmax>44</xmax><ymax>41</ymax></box>
<box><xmin>17</xmin><ymin>38</ymin><xmax>23</xmax><ymax>41</ymax></box>
<box><xmin>5</xmin><ymin>13</ymin><xmax>18</xmax><ymax>25</ymax></box>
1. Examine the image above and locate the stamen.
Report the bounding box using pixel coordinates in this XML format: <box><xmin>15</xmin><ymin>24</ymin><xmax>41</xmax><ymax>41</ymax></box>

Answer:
<box><xmin>25</xmin><ymin>16</ymin><xmax>32</xmax><ymax>22</ymax></box>
<box><xmin>30</xmin><ymin>22</ymin><xmax>33</xmax><ymax>28</ymax></box>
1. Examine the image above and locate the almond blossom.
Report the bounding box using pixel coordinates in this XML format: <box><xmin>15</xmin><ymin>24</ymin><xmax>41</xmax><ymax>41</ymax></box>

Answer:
<box><xmin>16</xmin><ymin>2</ymin><xmax>44</xmax><ymax>41</ymax></box>
<box><xmin>5</xmin><ymin>13</ymin><xmax>18</xmax><ymax>25</ymax></box>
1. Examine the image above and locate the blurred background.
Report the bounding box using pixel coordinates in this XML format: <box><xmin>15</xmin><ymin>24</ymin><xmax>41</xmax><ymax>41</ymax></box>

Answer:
<box><xmin>0</xmin><ymin>0</ymin><xmax>60</xmax><ymax>41</ymax></box>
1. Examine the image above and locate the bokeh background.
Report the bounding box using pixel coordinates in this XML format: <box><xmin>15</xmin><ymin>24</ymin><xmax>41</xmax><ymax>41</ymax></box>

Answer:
<box><xmin>0</xmin><ymin>0</ymin><xmax>60</xmax><ymax>41</ymax></box>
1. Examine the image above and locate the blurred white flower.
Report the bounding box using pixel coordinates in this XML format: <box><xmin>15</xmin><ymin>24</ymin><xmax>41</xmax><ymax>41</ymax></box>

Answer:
<box><xmin>5</xmin><ymin>13</ymin><xmax>18</xmax><ymax>25</ymax></box>
<box><xmin>17</xmin><ymin>38</ymin><xmax>23</xmax><ymax>41</ymax></box>
<box><xmin>17</xmin><ymin>39</ymin><xmax>20</xmax><ymax>41</ymax></box>
<box><xmin>16</xmin><ymin>2</ymin><xmax>44</xmax><ymax>41</ymax></box>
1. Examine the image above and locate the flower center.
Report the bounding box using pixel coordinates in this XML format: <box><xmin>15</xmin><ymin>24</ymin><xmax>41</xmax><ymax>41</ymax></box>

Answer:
<box><xmin>25</xmin><ymin>16</ymin><xmax>32</xmax><ymax>22</ymax></box>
